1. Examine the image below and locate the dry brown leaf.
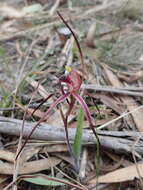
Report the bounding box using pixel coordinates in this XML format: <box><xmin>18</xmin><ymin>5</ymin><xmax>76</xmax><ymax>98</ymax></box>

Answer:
<box><xmin>105</xmin><ymin>151</ymin><xmax>132</xmax><ymax>167</ymax></box>
<box><xmin>0</xmin><ymin>20</ymin><xmax>19</xmax><ymax>33</ymax></box>
<box><xmin>104</xmin><ymin>67</ymin><xmax>143</xmax><ymax>132</ymax></box>
<box><xmin>0</xmin><ymin>150</ymin><xmax>15</xmax><ymax>163</ymax></box>
<box><xmin>26</xmin><ymin>77</ymin><xmax>52</xmax><ymax>100</ymax></box>
<box><xmin>118</xmin><ymin>70</ymin><xmax>143</xmax><ymax>83</ymax></box>
<box><xmin>0</xmin><ymin>4</ymin><xmax>24</xmax><ymax>19</ymax></box>
<box><xmin>95</xmin><ymin>93</ymin><xmax>124</xmax><ymax>114</ymax></box>
<box><xmin>47</xmin><ymin>104</ymin><xmax>75</xmax><ymax>126</ymax></box>
<box><xmin>89</xmin><ymin>162</ymin><xmax>143</xmax><ymax>184</ymax></box>
<box><xmin>43</xmin><ymin>144</ymin><xmax>68</xmax><ymax>153</ymax></box>
<box><xmin>52</xmin><ymin>153</ymin><xmax>74</xmax><ymax>166</ymax></box>
<box><xmin>100</xmin><ymin>159</ymin><xmax>123</xmax><ymax>172</ymax></box>
<box><xmin>20</xmin><ymin>147</ymin><xmax>41</xmax><ymax>163</ymax></box>
<box><xmin>0</xmin><ymin>3</ymin><xmax>43</xmax><ymax>19</ymax></box>
<box><xmin>26</xmin><ymin>108</ymin><xmax>46</xmax><ymax>119</ymax></box>
<box><xmin>47</xmin><ymin>107</ymin><xmax>63</xmax><ymax>126</ymax></box>
<box><xmin>86</xmin><ymin>23</ymin><xmax>96</xmax><ymax>48</ymax></box>
<box><xmin>70</xmin><ymin>115</ymin><xmax>116</xmax><ymax>129</ymax></box>
<box><xmin>16</xmin><ymin>103</ymin><xmax>46</xmax><ymax>119</ymax></box>
<box><xmin>0</xmin><ymin>175</ymin><xmax>9</xmax><ymax>187</ymax></box>
<box><xmin>0</xmin><ymin>157</ymin><xmax>61</xmax><ymax>175</ymax></box>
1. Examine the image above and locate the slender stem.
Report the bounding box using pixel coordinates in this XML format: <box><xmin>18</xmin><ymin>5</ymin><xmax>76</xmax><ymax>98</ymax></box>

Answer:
<box><xmin>57</xmin><ymin>11</ymin><xmax>85</xmax><ymax>76</ymax></box>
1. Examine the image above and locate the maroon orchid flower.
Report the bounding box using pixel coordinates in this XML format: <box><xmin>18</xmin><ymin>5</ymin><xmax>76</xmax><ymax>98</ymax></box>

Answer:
<box><xmin>16</xmin><ymin>12</ymin><xmax>99</xmax><ymax>160</ymax></box>
<box><xmin>60</xmin><ymin>68</ymin><xmax>93</xmax><ymax>126</ymax></box>
<box><xmin>16</xmin><ymin>67</ymin><xmax>97</xmax><ymax>159</ymax></box>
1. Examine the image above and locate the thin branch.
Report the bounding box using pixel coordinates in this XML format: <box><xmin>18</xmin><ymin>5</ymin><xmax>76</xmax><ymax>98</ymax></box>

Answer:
<box><xmin>82</xmin><ymin>84</ymin><xmax>143</xmax><ymax>97</ymax></box>
<box><xmin>0</xmin><ymin>117</ymin><xmax>143</xmax><ymax>155</ymax></box>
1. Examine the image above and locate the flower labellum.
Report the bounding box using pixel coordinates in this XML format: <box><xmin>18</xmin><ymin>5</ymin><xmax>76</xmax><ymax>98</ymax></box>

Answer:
<box><xmin>60</xmin><ymin>67</ymin><xmax>82</xmax><ymax>93</ymax></box>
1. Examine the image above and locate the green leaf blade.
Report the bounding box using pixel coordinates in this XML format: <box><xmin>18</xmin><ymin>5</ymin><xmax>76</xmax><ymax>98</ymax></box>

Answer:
<box><xmin>24</xmin><ymin>176</ymin><xmax>65</xmax><ymax>186</ymax></box>
<box><xmin>73</xmin><ymin>109</ymin><xmax>84</xmax><ymax>161</ymax></box>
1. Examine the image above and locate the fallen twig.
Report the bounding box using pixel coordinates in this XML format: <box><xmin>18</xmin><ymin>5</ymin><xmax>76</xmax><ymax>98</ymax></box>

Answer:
<box><xmin>82</xmin><ymin>84</ymin><xmax>143</xmax><ymax>97</ymax></box>
<box><xmin>0</xmin><ymin>117</ymin><xmax>143</xmax><ymax>155</ymax></box>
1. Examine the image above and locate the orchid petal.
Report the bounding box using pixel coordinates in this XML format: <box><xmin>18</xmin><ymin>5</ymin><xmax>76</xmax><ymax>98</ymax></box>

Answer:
<box><xmin>72</xmin><ymin>93</ymin><xmax>99</xmax><ymax>143</ymax></box>
<box><xmin>27</xmin><ymin>92</ymin><xmax>71</xmax><ymax>138</ymax></box>
<box><xmin>43</xmin><ymin>92</ymin><xmax>70</xmax><ymax>120</ymax></box>
<box><xmin>16</xmin><ymin>92</ymin><xmax>70</xmax><ymax>159</ymax></box>
<box><xmin>72</xmin><ymin>93</ymin><xmax>92</xmax><ymax>126</ymax></box>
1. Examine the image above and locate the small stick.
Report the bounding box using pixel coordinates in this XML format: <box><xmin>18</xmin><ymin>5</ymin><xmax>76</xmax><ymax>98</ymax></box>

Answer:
<box><xmin>0</xmin><ymin>117</ymin><xmax>143</xmax><ymax>155</ymax></box>
<box><xmin>82</xmin><ymin>84</ymin><xmax>143</xmax><ymax>97</ymax></box>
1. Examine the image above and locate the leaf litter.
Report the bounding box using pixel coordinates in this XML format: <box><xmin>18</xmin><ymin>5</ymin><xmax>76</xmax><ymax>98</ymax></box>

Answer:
<box><xmin>1</xmin><ymin>0</ymin><xmax>143</xmax><ymax>189</ymax></box>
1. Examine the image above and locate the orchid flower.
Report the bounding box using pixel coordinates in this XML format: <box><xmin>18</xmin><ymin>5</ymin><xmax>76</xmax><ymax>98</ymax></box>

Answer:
<box><xmin>16</xmin><ymin>12</ymin><xmax>98</xmax><ymax>160</ymax></box>
<box><xmin>60</xmin><ymin>66</ymin><xmax>93</xmax><ymax>126</ymax></box>
<box><xmin>16</xmin><ymin>66</ymin><xmax>98</xmax><ymax>159</ymax></box>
